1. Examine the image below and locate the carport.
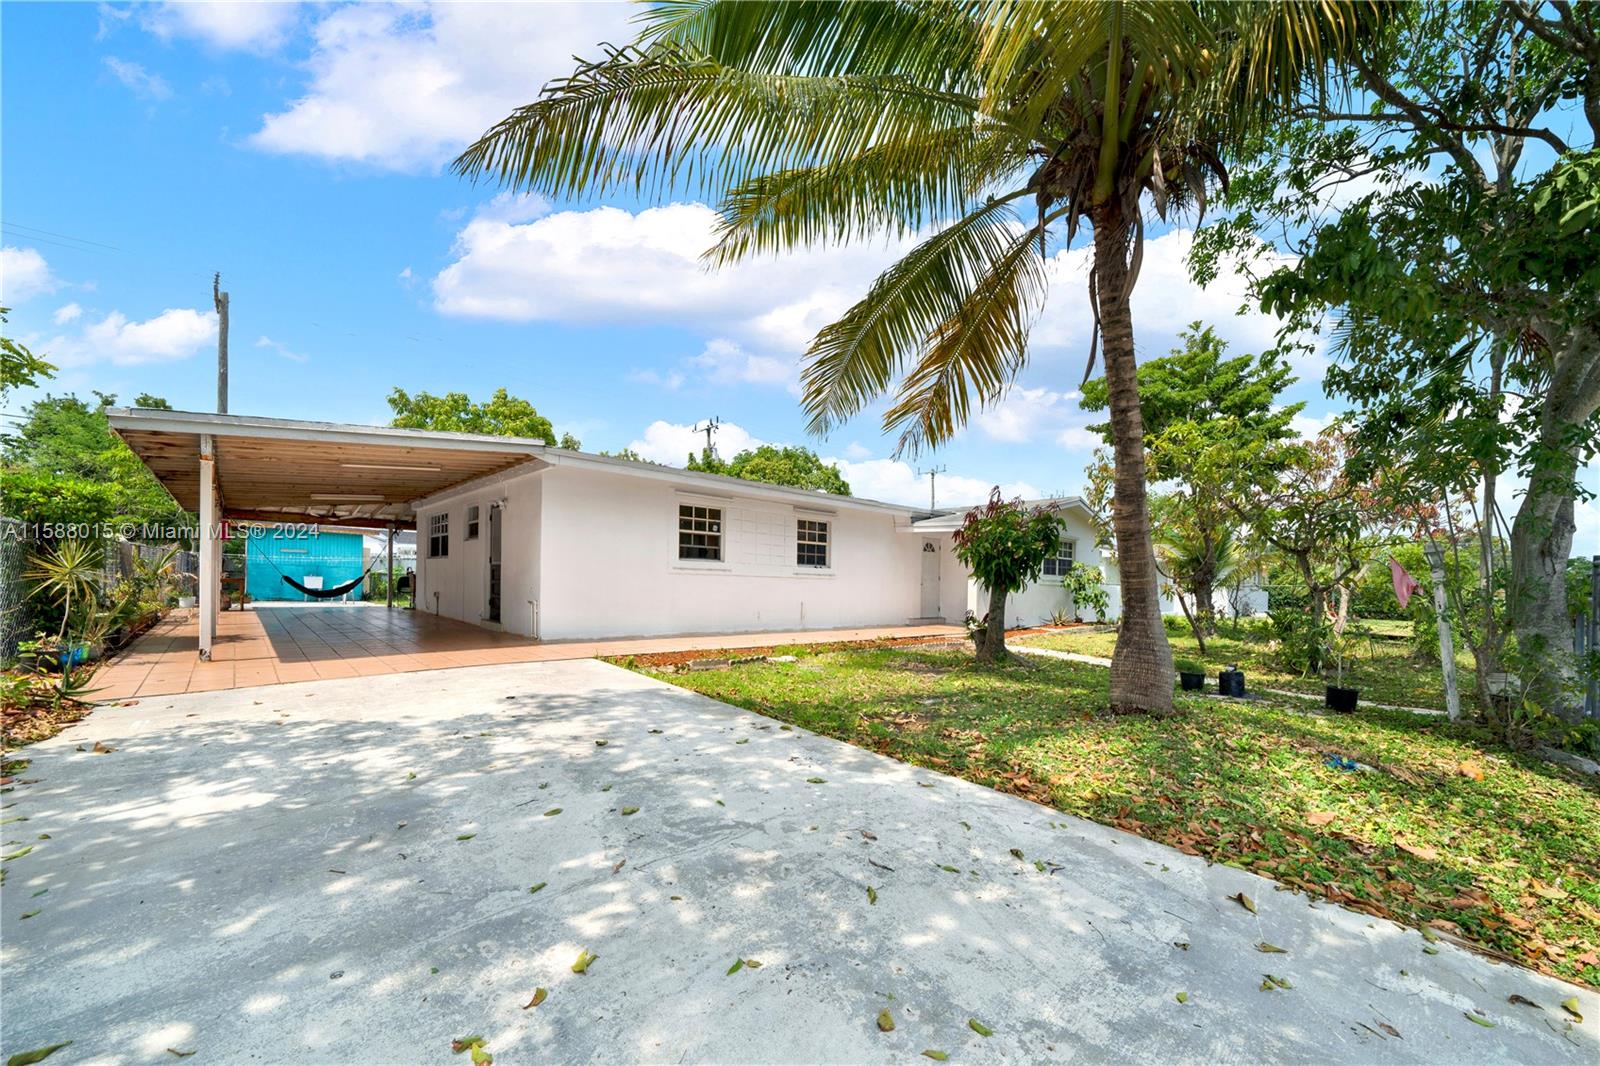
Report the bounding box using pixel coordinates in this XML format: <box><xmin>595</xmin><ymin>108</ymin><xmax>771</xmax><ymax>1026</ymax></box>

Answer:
<box><xmin>107</xmin><ymin>408</ymin><xmax>550</xmax><ymax>660</ymax></box>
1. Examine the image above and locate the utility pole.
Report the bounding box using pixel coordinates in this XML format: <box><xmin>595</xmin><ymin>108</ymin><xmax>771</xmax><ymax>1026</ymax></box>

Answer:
<box><xmin>693</xmin><ymin>416</ymin><xmax>721</xmax><ymax>460</ymax></box>
<box><xmin>213</xmin><ymin>272</ymin><xmax>229</xmax><ymax>414</ymax></box>
<box><xmin>917</xmin><ymin>465</ymin><xmax>946</xmax><ymax>510</ymax></box>
<box><xmin>1422</xmin><ymin>540</ymin><xmax>1461</xmax><ymax>721</ymax></box>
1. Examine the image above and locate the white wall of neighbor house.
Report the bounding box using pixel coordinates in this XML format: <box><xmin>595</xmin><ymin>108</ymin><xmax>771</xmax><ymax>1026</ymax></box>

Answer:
<box><xmin>414</xmin><ymin>467</ymin><xmax>542</xmax><ymax>637</ymax></box>
<box><xmin>533</xmin><ymin>464</ymin><xmax>927</xmax><ymax>640</ymax></box>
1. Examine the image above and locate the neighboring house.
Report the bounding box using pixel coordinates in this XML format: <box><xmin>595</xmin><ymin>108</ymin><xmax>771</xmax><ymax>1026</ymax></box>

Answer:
<box><xmin>412</xmin><ymin>450</ymin><xmax>1114</xmax><ymax>639</ymax></box>
<box><xmin>245</xmin><ymin>527</ymin><xmax>367</xmax><ymax>603</ymax></box>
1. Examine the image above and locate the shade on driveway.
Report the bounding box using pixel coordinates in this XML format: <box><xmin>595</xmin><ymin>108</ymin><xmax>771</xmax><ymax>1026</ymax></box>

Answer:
<box><xmin>4</xmin><ymin>661</ymin><xmax>1594</xmax><ymax>1063</ymax></box>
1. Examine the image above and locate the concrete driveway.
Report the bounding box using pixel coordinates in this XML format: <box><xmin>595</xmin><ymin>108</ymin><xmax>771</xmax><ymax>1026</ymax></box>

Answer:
<box><xmin>2</xmin><ymin>660</ymin><xmax>1595</xmax><ymax>1065</ymax></box>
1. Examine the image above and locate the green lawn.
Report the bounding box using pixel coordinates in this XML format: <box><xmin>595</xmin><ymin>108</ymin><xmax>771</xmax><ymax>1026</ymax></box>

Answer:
<box><xmin>625</xmin><ymin>645</ymin><xmax>1600</xmax><ymax>989</ymax></box>
<box><xmin>1018</xmin><ymin>620</ymin><xmax>1474</xmax><ymax>712</ymax></box>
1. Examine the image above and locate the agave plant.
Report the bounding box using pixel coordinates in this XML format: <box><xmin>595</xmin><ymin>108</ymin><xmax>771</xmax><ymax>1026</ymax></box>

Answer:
<box><xmin>455</xmin><ymin>0</ymin><xmax>1392</xmax><ymax>713</ymax></box>
<box><xmin>25</xmin><ymin>539</ymin><xmax>102</xmax><ymax>649</ymax></box>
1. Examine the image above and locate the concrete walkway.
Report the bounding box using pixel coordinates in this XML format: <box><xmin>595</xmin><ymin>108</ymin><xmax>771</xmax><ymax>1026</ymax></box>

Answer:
<box><xmin>2</xmin><ymin>661</ymin><xmax>1594</xmax><ymax>1065</ymax></box>
<box><xmin>91</xmin><ymin>604</ymin><xmax>963</xmax><ymax>700</ymax></box>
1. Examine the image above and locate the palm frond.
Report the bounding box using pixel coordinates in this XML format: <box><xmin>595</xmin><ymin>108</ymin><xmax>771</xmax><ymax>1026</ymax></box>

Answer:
<box><xmin>707</xmin><ymin>121</ymin><xmax>1027</xmax><ymax>264</ymax></box>
<box><xmin>452</xmin><ymin>42</ymin><xmax>980</xmax><ymax>202</ymax></box>
<box><xmin>882</xmin><ymin>225</ymin><xmax>1048</xmax><ymax>455</ymax></box>
<box><xmin>800</xmin><ymin>195</ymin><xmax>1030</xmax><ymax>436</ymax></box>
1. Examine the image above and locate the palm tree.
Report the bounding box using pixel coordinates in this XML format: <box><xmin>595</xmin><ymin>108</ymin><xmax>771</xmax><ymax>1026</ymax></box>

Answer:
<box><xmin>455</xmin><ymin>0</ymin><xmax>1390</xmax><ymax>714</ymax></box>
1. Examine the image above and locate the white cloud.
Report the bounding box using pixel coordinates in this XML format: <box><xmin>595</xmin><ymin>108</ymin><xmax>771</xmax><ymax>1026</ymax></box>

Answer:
<box><xmin>825</xmin><ymin>457</ymin><xmax>1041</xmax><ymax>510</ymax></box>
<box><xmin>432</xmin><ymin>201</ymin><xmax>911</xmax><ymax>360</ymax></box>
<box><xmin>1</xmin><ymin>247</ymin><xmax>59</xmax><ymax>304</ymax></box>
<box><xmin>688</xmin><ymin>339</ymin><xmax>798</xmax><ymax>393</ymax></box>
<box><xmin>47</xmin><ymin>308</ymin><xmax>216</xmax><ymax>367</ymax></box>
<box><xmin>52</xmin><ymin>303</ymin><xmax>83</xmax><ymax>325</ymax></box>
<box><xmin>627</xmin><ymin>419</ymin><xmax>766</xmax><ymax>466</ymax></box>
<box><xmin>975</xmin><ymin>385</ymin><xmax>1086</xmax><ymax>444</ymax></box>
<box><xmin>1289</xmin><ymin>409</ymin><xmax>1341</xmax><ymax>440</ymax></box>
<box><xmin>104</xmin><ymin>56</ymin><xmax>172</xmax><ymax>100</ymax></box>
<box><xmin>142</xmin><ymin>1</ymin><xmax>301</xmax><ymax>53</ymax></box>
<box><xmin>249</xmin><ymin>2</ymin><xmax>633</xmax><ymax>170</ymax></box>
<box><xmin>256</xmin><ymin>335</ymin><xmax>309</xmax><ymax>363</ymax></box>
<box><xmin>626</xmin><ymin>368</ymin><xmax>685</xmax><ymax>391</ymax></box>
<box><xmin>1034</xmin><ymin>227</ymin><xmax>1306</xmax><ymax>367</ymax></box>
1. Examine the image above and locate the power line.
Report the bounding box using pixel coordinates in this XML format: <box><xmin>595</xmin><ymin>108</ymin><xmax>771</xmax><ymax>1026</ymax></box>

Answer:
<box><xmin>1</xmin><ymin>221</ymin><xmax>120</xmax><ymax>252</ymax></box>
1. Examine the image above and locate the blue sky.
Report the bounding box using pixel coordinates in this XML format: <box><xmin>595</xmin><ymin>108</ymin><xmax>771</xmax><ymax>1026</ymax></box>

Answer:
<box><xmin>2</xmin><ymin>1</ymin><xmax>1592</xmax><ymax>539</ymax></box>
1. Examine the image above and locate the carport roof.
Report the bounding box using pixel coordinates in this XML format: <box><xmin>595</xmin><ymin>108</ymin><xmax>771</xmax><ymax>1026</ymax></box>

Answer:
<box><xmin>107</xmin><ymin>408</ymin><xmax>548</xmax><ymax>529</ymax></box>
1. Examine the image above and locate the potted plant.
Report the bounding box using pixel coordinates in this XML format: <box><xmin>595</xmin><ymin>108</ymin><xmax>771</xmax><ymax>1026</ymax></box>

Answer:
<box><xmin>1176</xmin><ymin>658</ymin><xmax>1207</xmax><ymax>691</ymax></box>
<box><xmin>1323</xmin><ymin>628</ymin><xmax>1359</xmax><ymax>712</ymax></box>
<box><xmin>1217</xmin><ymin>664</ymin><xmax>1246</xmax><ymax>697</ymax></box>
<box><xmin>963</xmin><ymin>610</ymin><xmax>987</xmax><ymax>648</ymax></box>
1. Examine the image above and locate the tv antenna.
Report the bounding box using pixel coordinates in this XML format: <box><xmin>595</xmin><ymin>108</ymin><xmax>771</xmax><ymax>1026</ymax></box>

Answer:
<box><xmin>917</xmin><ymin>465</ymin><xmax>947</xmax><ymax>510</ymax></box>
<box><xmin>693</xmin><ymin>416</ymin><xmax>722</xmax><ymax>459</ymax></box>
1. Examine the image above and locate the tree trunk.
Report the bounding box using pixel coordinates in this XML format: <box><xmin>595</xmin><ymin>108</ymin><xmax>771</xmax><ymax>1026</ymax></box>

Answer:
<box><xmin>1192</xmin><ymin>573</ymin><xmax>1216</xmax><ymax>635</ymax></box>
<box><xmin>1509</xmin><ymin>459</ymin><xmax>1578</xmax><ymax>718</ymax></box>
<box><xmin>1091</xmin><ymin>204</ymin><xmax>1174</xmax><ymax>714</ymax></box>
<box><xmin>976</xmin><ymin>583</ymin><xmax>1009</xmax><ymax>664</ymax></box>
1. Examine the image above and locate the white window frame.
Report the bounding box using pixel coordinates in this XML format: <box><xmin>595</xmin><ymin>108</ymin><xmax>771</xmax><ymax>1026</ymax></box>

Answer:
<box><xmin>1040</xmin><ymin>539</ymin><xmax>1075</xmax><ymax>578</ymax></box>
<box><xmin>677</xmin><ymin>503</ymin><xmax>723</xmax><ymax>562</ymax></box>
<box><xmin>428</xmin><ymin>512</ymin><xmax>449</xmax><ymax>559</ymax></box>
<box><xmin>795</xmin><ymin>517</ymin><xmax>830</xmax><ymax>568</ymax></box>
<box><xmin>465</xmin><ymin>504</ymin><xmax>481</xmax><ymax>541</ymax></box>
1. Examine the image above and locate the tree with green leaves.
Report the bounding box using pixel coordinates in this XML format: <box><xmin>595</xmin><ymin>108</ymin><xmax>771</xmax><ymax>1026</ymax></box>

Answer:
<box><xmin>1</xmin><ymin>308</ymin><xmax>54</xmax><ymax>398</ymax></box>
<box><xmin>687</xmin><ymin>444</ymin><xmax>852</xmax><ymax>495</ymax></box>
<box><xmin>952</xmin><ymin>489</ymin><xmax>1061</xmax><ymax>664</ymax></box>
<box><xmin>453</xmin><ymin>0</ymin><xmax>1389</xmax><ymax>714</ymax></box>
<box><xmin>2</xmin><ymin>393</ymin><xmax>187</xmax><ymax>533</ymax></box>
<box><xmin>1192</xmin><ymin>0</ymin><xmax>1599</xmax><ymax>717</ymax></box>
<box><xmin>1081</xmin><ymin>323</ymin><xmax>1300</xmax><ymax>634</ymax></box>
<box><xmin>386</xmin><ymin>387</ymin><xmax>580</xmax><ymax>449</ymax></box>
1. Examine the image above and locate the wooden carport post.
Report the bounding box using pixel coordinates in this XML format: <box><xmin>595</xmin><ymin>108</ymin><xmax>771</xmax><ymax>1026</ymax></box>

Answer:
<box><xmin>198</xmin><ymin>433</ymin><xmax>220</xmax><ymax>659</ymax></box>
<box><xmin>385</xmin><ymin>524</ymin><xmax>395</xmax><ymax>609</ymax></box>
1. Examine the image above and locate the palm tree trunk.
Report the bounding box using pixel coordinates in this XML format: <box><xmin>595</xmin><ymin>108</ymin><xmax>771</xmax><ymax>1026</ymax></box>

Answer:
<box><xmin>1091</xmin><ymin>205</ymin><xmax>1174</xmax><ymax>714</ymax></box>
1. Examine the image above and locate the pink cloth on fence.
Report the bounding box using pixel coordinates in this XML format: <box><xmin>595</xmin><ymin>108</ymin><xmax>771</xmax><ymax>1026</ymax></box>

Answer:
<box><xmin>1390</xmin><ymin>558</ymin><xmax>1421</xmax><ymax>609</ymax></box>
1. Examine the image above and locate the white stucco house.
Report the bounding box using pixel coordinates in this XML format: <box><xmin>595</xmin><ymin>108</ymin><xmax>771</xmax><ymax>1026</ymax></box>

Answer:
<box><xmin>409</xmin><ymin>448</ymin><xmax>1114</xmax><ymax>640</ymax></box>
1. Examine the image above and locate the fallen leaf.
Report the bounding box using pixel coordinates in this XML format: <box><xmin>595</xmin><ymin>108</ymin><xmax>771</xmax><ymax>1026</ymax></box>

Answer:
<box><xmin>1176</xmin><ymin>991</ymin><xmax>1189</xmax><ymax>1003</ymax></box>
<box><xmin>867</xmin><ymin>886</ymin><xmax>878</xmax><ymax>905</ymax></box>
<box><xmin>959</xmin><ymin>821</ymin><xmax>971</xmax><ymax>831</ymax></box>
<box><xmin>6</xmin><ymin>1044</ymin><xmax>72</xmax><ymax>1066</ymax></box>
<box><xmin>621</xmin><ymin>806</ymin><xmax>640</xmax><ymax>816</ymax></box>
<box><xmin>939</xmin><ymin>864</ymin><xmax>959</xmax><ymax>873</ymax></box>
<box><xmin>877</xmin><ymin>1008</ymin><xmax>895</xmax><ymax>1032</ymax></box>
<box><xmin>529</xmin><ymin>882</ymin><xmax>547</xmax><ymax>894</ymax></box>
<box><xmin>1378</xmin><ymin>1023</ymin><xmax>1401</xmax><ymax>1039</ymax></box>
<box><xmin>806</xmin><ymin>777</ymin><xmax>826</xmax><ymax>784</ymax></box>
<box><xmin>1260</xmin><ymin>974</ymin><xmax>1293</xmax><ymax>991</ymax></box>
<box><xmin>612</xmin><ymin>859</ymin><xmax>626</xmax><ymax>874</ymax></box>
<box><xmin>544</xmin><ymin>808</ymin><xmax>562</xmax><ymax>817</ymax></box>
<box><xmin>745</xmin><ymin>959</ymin><xmax>762</xmax><ymax>969</ymax></box>
<box><xmin>1256</xmin><ymin>942</ymin><xmax>1288</xmax><ymax>954</ymax></box>
<box><xmin>922</xmin><ymin>1052</ymin><xmax>949</xmax><ymax>1062</ymax></box>
<box><xmin>19</xmin><ymin>909</ymin><xmax>40</xmax><ymax>919</ymax></box>
<box><xmin>1463</xmin><ymin>1011</ymin><xmax>1495</xmax><ymax>1028</ymax></box>
<box><xmin>1420</xmin><ymin>927</ymin><xmax>1440</xmax><ymax>943</ymax></box>
<box><xmin>521</xmin><ymin>987</ymin><xmax>548</xmax><ymax>1009</ymax></box>
<box><xmin>968</xmin><ymin>1018</ymin><xmax>993</xmax><ymax>1037</ymax></box>
<box><xmin>91</xmin><ymin>741</ymin><xmax>116</xmax><ymax>754</ymax></box>
<box><xmin>860</xmin><ymin>830</ymin><xmax>877</xmax><ymax>841</ymax></box>
<box><xmin>456</xmin><ymin>833</ymin><xmax>475</xmax><ymax>841</ymax></box>
<box><xmin>1560</xmin><ymin>997</ymin><xmax>1583</xmax><ymax>1023</ymax></box>
<box><xmin>594</xmin><ymin>739</ymin><xmax>608</xmax><ymax>747</ymax></box>
<box><xmin>1009</xmin><ymin>848</ymin><xmax>1025</xmax><ymax>861</ymax></box>
<box><xmin>736</xmin><ymin>739</ymin><xmax>749</xmax><ymax>745</ymax></box>
<box><xmin>1457</xmin><ymin>761</ymin><xmax>1485</xmax><ymax>782</ymax></box>
<box><xmin>1507</xmin><ymin>994</ymin><xmax>1541</xmax><ymax>1009</ymax></box>
<box><xmin>451</xmin><ymin>1036</ymin><xmax>486</xmax><ymax>1054</ymax></box>
<box><xmin>166</xmin><ymin>1049</ymin><xmax>197</xmax><ymax>1058</ymax></box>
<box><xmin>1173</xmin><ymin>942</ymin><xmax>1190</xmax><ymax>951</ymax></box>
<box><xmin>572</xmin><ymin>949</ymin><xmax>596</xmax><ymax>974</ymax></box>
<box><xmin>1423</xmin><ymin>946</ymin><xmax>1440</xmax><ymax>955</ymax></box>
<box><xmin>1306</xmin><ymin>811</ymin><xmax>1337</xmax><ymax>826</ymax></box>
<box><xmin>1231</xmin><ymin>892</ymin><xmax>1257</xmax><ymax>914</ymax></box>
<box><xmin>727</xmin><ymin>958</ymin><xmax>745</xmax><ymax>975</ymax></box>
<box><xmin>1398</xmin><ymin>841</ymin><xmax>1440</xmax><ymax>861</ymax></box>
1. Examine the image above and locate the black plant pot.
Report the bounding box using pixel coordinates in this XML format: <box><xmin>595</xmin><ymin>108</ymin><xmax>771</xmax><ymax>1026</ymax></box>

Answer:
<box><xmin>1179</xmin><ymin>670</ymin><xmax>1206</xmax><ymax>691</ymax></box>
<box><xmin>1325</xmin><ymin>685</ymin><xmax>1359</xmax><ymax>713</ymax></box>
<box><xmin>1218</xmin><ymin>669</ymin><xmax>1246</xmax><ymax>698</ymax></box>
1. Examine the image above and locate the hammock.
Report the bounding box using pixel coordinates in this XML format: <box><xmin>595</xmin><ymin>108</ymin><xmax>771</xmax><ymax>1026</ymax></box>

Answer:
<box><xmin>281</xmin><ymin>572</ymin><xmax>369</xmax><ymax>599</ymax></box>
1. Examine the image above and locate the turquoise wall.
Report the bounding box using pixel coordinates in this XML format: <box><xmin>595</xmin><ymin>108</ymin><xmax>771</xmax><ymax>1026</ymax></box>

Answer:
<box><xmin>245</xmin><ymin>529</ymin><xmax>366</xmax><ymax>602</ymax></box>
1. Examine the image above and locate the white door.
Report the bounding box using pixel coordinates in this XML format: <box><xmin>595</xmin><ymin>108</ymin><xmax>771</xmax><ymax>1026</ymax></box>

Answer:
<box><xmin>919</xmin><ymin>540</ymin><xmax>941</xmax><ymax>618</ymax></box>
